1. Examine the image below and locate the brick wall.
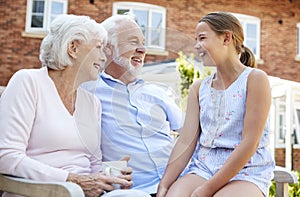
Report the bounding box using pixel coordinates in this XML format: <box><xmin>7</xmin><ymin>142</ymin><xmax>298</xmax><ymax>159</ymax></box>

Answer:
<box><xmin>0</xmin><ymin>0</ymin><xmax>41</xmax><ymax>85</ymax></box>
<box><xmin>1</xmin><ymin>0</ymin><xmax>300</xmax><ymax>86</ymax></box>
<box><xmin>275</xmin><ymin>148</ymin><xmax>286</xmax><ymax>167</ymax></box>
<box><xmin>275</xmin><ymin>148</ymin><xmax>300</xmax><ymax>170</ymax></box>
<box><xmin>292</xmin><ymin>148</ymin><xmax>300</xmax><ymax>170</ymax></box>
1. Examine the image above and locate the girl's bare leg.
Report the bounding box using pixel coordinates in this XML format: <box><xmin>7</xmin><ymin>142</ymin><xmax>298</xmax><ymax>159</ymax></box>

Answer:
<box><xmin>214</xmin><ymin>180</ymin><xmax>264</xmax><ymax>197</ymax></box>
<box><xmin>166</xmin><ymin>174</ymin><xmax>207</xmax><ymax>197</ymax></box>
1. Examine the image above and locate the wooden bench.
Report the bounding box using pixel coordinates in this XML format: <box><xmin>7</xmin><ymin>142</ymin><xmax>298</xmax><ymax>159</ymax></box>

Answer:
<box><xmin>0</xmin><ymin>166</ymin><xmax>298</xmax><ymax>197</ymax></box>
<box><xmin>0</xmin><ymin>174</ymin><xmax>84</xmax><ymax>197</ymax></box>
<box><xmin>273</xmin><ymin>165</ymin><xmax>298</xmax><ymax>197</ymax></box>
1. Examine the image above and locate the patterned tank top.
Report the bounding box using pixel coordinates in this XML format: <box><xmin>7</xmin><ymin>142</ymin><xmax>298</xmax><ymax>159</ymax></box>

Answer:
<box><xmin>198</xmin><ymin>67</ymin><xmax>270</xmax><ymax>149</ymax></box>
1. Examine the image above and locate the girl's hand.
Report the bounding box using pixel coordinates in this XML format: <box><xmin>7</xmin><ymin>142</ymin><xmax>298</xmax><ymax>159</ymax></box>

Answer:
<box><xmin>191</xmin><ymin>185</ymin><xmax>213</xmax><ymax>197</ymax></box>
<box><xmin>156</xmin><ymin>183</ymin><xmax>168</xmax><ymax>197</ymax></box>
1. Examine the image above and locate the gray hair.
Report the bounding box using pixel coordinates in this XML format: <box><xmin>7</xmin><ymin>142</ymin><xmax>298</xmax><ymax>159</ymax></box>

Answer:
<box><xmin>101</xmin><ymin>14</ymin><xmax>136</xmax><ymax>47</ymax></box>
<box><xmin>40</xmin><ymin>14</ymin><xmax>107</xmax><ymax>70</ymax></box>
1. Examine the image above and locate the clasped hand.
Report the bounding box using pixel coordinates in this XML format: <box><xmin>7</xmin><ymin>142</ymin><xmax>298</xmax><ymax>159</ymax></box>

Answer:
<box><xmin>68</xmin><ymin>167</ymin><xmax>133</xmax><ymax>197</ymax></box>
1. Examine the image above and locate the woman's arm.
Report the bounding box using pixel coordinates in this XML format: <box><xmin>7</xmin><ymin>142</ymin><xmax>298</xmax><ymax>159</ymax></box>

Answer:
<box><xmin>0</xmin><ymin>70</ymin><xmax>69</xmax><ymax>181</ymax></box>
<box><xmin>192</xmin><ymin>69</ymin><xmax>271</xmax><ymax>197</ymax></box>
<box><xmin>157</xmin><ymin>80</ymin><xmax>202</xmax><ymax>196</ymax></box>
<box><xmin>89</xmin><ymin>96</ymin><xmax>103</xmax><ymax>173</ymax></box>
<box><xmin>67</xmin><ymin>171</ymin><xmax>132</xmax><ymax>197</ymax></box>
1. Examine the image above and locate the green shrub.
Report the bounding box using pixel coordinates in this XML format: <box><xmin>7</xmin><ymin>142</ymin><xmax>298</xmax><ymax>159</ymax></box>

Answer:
<box><xmin>176</xmin><ymin>51</ymin><xmax>211</xmax><ymax>110</ymax></box>
<box><xmin>288</xmin><ymin>170</ymin><xmax>300</xmax><ymax>197</ymax></box>
<box><xmin>177</xmin><ymin>52</ymin><xmax>199</xmax><ymax>97</ymax></box>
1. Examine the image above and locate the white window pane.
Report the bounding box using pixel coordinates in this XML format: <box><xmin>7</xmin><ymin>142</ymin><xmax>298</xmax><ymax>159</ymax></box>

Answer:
<box><xmin>51</xmin><ymin>2</ymin><xmax>63</xmax><ymax>14</ymax></box>
<box><xmin>246</xmin><ymin>23</ymin><xmax>257</xmax><ymax>39</ymax></box>
<box><xmin>279</xmin><ymin>114</ymin><xmax>285</xmax><ymax>141</ymax></box>
<box><xmin>113</xmin><ymin>2</ymin><xmax>166</xmax><ymax>50</ymax></box>
<box><xmin>32</xmin><ymin>0</ymin><xmax>44</xmax><ymax>12</ymax></box>
<box><xmin>133</xmin><ymin>10</ymin><xmax>148</xmax><ymax>38</ymax></box>
<box><xmin>151</xmin><ymin>12</ymin><xmax>162</xmax><ymax>46</ymax></box>
<box><xmin>51</xmin><ymin>2</ymin><xmax>64</xmax><ymax>22</ymax></box>
<box><xmin>246</xmin><ymin>40</ymin><xmax>256</xmax><ymax>55</ymax></box>
<box><xmin>234</xmin><ymin>13</ymin><xmax>260</xmax><ymax>59</ymax></box>
<box><xmin>245</xmin><ymin>23</ymin><xmax>258</xmax><ymax>57</ymax></box>
<box><xmin>26</xmin><ymin>0</ymin><xmax>68</xmax><ymax>33</ymax></box>
<box><xmin>151</xmin><ymin>12</ymin><xmax>162</xmax><ymax>28</ymax></box>
<box><xmin>31</xmin><ymin>15</ymin><xmax>44</xmax><ymax>27</ymax></box>
<box><xmin>31</xmin><ymin>0</ymin><xmax>44</xmax><ymax>27</ymax></box>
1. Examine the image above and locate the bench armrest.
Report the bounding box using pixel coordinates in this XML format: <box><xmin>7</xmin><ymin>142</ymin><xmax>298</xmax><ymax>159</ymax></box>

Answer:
<box><xmin>273</xmin><ymin>166</ymin><xmax>298</xmax><ymax>197</ymax></box>
<box><xmin>0</xmin><ymin>173</ymin><xmax>84</xmax><ymax>197</ymax></box>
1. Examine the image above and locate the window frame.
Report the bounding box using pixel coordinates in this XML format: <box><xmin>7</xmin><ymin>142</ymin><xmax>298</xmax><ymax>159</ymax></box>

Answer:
<box><xmin>232</xmin><ymin>13</ymin><xmax>261</xmax><ymax>60</ymax></box>
<box><xmin>25</xmin><ymin>0</ymin><xmax>68</xmax><ymax>34</ymax></box>
<box><xmin>275</xmin><ymin>99</ymin><xmax>287</xmax><ymax>148</ymax></box>
<box><xmin>113</xmin><ymin>2</ymin><xmax>167</xmax><ymax>53</ymax></box>
<box><xmin>273</xmin><ymin>95</ymin><xmax>300</xmax><ymax>148</ymax></box>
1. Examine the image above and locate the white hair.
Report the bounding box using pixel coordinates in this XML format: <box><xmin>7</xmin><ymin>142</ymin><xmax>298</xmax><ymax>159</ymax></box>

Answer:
<box><xmin>101</xmin><ymin>14</ymin><xmax>136</xmax><ymax>47</ymax></box>
<box><xmin>39</xmin><ymin>14</ymin><xmax>107</xmax><ymax>70</ymax></box>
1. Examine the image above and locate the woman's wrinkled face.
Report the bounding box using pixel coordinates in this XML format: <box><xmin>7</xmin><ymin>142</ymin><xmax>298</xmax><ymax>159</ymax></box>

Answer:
<box><xmin>112</xmin><ymin>21</ymin><xmax>146</xmax><ymax>77</ymax></box>
<box><xmin>77</xmin><ymin>39</ymin><xmax>106</xmax><ymax>81</ymax></box>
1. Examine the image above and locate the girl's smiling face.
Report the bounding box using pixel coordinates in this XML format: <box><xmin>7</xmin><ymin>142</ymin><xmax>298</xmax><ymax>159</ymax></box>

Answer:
<box><xmin>194</xmin><ymin>22</ymin><xmax>225</xmax><ymax>67</ymax></box>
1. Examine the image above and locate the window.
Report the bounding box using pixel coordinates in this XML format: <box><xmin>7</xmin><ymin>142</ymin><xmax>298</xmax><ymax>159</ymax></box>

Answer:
<box><xmin>113</xmin><ymin>2</ymin><xmax>166</xmax><ymax>52</ymax></box>
<box><xmin>233</xmin><ymin>13</ymin><xmax>261</xmax><ymax>60</ymax></box>
<box><xmin>273</xmin><ymin>95</ymin><xmax>300</xmax><ymax>148</ymax></box>
<box><xmin>275</xmin><ymin>99</ymin><xmax>286</xmax><ymax>148</ymax></box>
<box><xmin>25</xmin><ymin>0</ymin><xmax>68</xmax><ymax>33</ymax></box>
<box><xmin>297</xmin><ymin>23</ymin><xmax>300</xmax><ymax>57</ymax></box>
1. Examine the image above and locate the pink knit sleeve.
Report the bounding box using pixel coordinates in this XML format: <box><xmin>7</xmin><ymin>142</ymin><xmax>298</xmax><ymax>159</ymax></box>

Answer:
<box><xmin>0</xmin><ymin>70</ymin><xmax>68</xmax><ymax>181</ymax></box>
<box><xmin>89</xmin><ymin>94</ymin><xmax>102</xmax><ymax>173</ymax></box>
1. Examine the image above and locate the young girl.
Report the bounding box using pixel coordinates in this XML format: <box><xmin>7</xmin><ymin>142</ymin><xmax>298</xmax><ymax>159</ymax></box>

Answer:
<box><xmin>157</xmin><ymin>12</ymin><xmax>275</xmax><ymax>197</ymax></box>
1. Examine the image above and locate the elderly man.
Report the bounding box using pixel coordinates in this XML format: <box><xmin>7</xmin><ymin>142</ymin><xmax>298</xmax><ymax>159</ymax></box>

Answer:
<box><xmin>85</xmin><ymin>14</ymin><xmax>184</xmax><ymax>196</ymax></box>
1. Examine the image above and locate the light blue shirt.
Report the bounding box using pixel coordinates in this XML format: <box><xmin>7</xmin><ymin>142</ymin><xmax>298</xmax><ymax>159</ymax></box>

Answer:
<box><xmin>86</xmin><ymin>72</ymin><xmax>183</xmax><ymax>194</ymax></box>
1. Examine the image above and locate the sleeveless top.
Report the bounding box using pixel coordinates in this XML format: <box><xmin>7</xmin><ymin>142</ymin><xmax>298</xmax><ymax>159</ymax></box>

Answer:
<box><xmin>198</xmin><ymin>67</ymin><xmax>270</xmax><ymax>149</ymax></box>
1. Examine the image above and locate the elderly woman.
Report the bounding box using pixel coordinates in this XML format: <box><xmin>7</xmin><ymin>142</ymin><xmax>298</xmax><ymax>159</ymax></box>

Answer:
<box><xmin>0</xmin><ymin>14</ymin><xmax>149</xmax><ymax>197</ymax></box>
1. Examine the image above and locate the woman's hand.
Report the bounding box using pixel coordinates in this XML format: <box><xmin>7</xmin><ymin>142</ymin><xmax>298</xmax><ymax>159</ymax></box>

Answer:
<box><xmin>118</xmin><ymin>155</ymin><xmax>133</xmax><ymax>189</ymax></box>
<box><xmin>67</xmin><ymin>172</ymin><xmax>132</xmax><ymax>197</ymax></box>
<box><xmin>119</xmin><ymin>166</ymin><xmax>133</xmax><ymax>189</ymax></box>
<box><xmin>67</xmin><ymin>172</ymin><xmax>107</xmax><ymax>197</ymax></box>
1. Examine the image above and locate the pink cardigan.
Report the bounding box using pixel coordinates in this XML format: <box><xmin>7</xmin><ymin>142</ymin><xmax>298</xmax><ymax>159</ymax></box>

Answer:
<box><xmin>0</xmin><ymin>67</ymin><xmax>102</xmax><ymax>182</ymax></box>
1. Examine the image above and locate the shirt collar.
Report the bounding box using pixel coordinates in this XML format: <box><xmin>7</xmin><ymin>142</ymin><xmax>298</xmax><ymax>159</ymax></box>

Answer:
<box><xmin>101</xmin><ymin>72</ymin><xmax>144</xmax><ymax>86</ymax></box>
